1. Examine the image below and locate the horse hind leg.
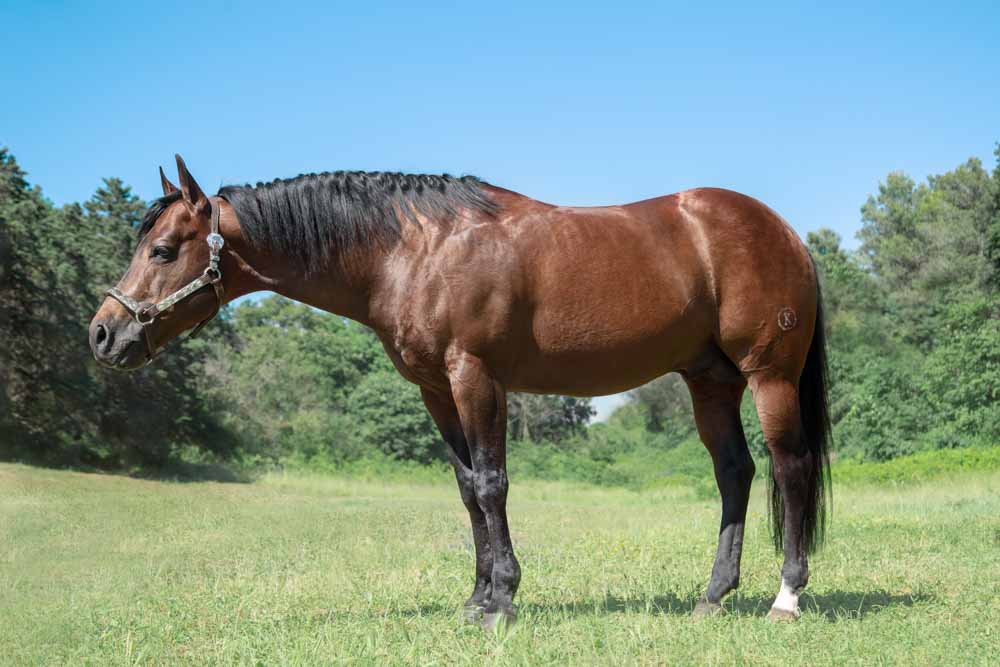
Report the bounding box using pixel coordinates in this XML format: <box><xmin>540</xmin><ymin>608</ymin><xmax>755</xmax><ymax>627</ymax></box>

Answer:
<box><xmin>748</xmin><ymin>375</ymin><xmax>824</xmax><ymax>621</ymax></box>
<box><xmin>717</xmin><ymin>263</ymin><xmax>831</xmax><ymax>621</ymax></box>
<box><xmin>685</xmin><ymin>370</ymin><xmax>755</xmax><ymax>617</ymax></box>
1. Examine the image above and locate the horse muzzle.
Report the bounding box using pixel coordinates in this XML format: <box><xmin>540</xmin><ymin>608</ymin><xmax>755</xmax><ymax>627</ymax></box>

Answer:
<box><xmin>89</xmin><ymin>316</ymin><xmax>148</xmax><ymax>370</ymax></box>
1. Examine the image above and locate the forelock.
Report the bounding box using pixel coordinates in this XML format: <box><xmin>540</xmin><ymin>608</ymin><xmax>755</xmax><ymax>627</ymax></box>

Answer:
<box><xmin>137</xmin><ymin>191</ymin><xmax>183</xmax><ymax>241</ymax></box>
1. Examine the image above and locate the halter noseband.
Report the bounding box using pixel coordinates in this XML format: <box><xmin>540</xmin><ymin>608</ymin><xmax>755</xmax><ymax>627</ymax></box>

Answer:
<box><xmin>106</xmin><ymin>198</ymin><xmax>225</xmax><ymax>363</ymax></box>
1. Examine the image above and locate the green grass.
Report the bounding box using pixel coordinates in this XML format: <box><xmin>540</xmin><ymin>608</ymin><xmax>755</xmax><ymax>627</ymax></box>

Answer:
<box><xmin>1</xmin><ymin>462</ymin><xmax>998</xmax><ymax>665</ymax></box>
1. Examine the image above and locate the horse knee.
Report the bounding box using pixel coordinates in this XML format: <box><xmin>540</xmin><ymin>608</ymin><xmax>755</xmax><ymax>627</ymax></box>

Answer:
<box><xmin>453</xmin><ymin>466</ymin><xmax>482</xmax><ymax>514</ymax></box>
<box><xmin>473</xmin><ymin>468</ymin><xmax>509</xmax><ymax>507</ymax></box>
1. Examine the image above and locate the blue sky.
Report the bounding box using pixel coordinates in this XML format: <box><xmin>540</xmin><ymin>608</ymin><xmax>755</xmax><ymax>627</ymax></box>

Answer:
<box><xmin>3</xmin><ymin>1</ymin><xmax>998</xmax><ymax>418</ymax></box>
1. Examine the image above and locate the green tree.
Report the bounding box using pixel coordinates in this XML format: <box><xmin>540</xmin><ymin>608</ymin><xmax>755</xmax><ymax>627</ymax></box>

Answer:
<box><xmin>0</xmin><ymin>148</ymin><xmax>94</xmax><ymax>462</ymax></box>
<box><xmin>347</xmin><ymin>370</ymin><xmax>442</xmax><ymax>462</ymax></box>
<box><xmin>507</xmin><ymin>393</ymin><xmax>595</xmax><ymax>443</ymax></box>
<box><xmin>816</xmin><ymin>148</ymin><xmax>1000</xmax><ymax>460</ymax></box>
<box><xmin>986</xmin><ymin>144</ymin><xmax>1000</xmax><ymax>289</ymax></box>
<box><xmin>626</xmin><ymin>373</ymin><xmax>693</xmax><ymax>439</ymax></box>
<box><xmin>207</xmin><ymin>296</ymin><xmax>437</xmax><ymax>464</ymax></box>
<box><xmin>919</xmin><ymin>298</ymin><xmax>1000</xmax><ymax>449</ymax></box>
<box><xmin>858</xmin><ymin>159</ymin><xmax>996</xmax><ymax>347</ymax></box>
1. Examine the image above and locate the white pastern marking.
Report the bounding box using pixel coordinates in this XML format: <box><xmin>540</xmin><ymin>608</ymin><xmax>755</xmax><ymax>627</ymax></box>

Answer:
<box><xmin>772</xmin><ymin>578</ymin><xmax>801</xmax><ymax>615</ymax></box>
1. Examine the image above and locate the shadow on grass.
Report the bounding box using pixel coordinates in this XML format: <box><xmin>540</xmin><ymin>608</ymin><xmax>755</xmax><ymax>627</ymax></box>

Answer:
<box><xmin>401</xmin><ymin>589</ymin><xmax>933</xmax><ymax>621</ymax></box>
<box><xmin>131</xmin><ymin>460</ymin><xmax>251</xmax><ymax>484</ymax></box>
<box><xmin>5</xmin><ymin>455</ymin><xmax>251</xmax><ymax>484</ymax></box>
<box><xmin>528</xmin><ymin>589</ymin><xmax>933</xmax><ymax>620</ymax></box>
<box><xmin>798</xmin><ymin>589</ymin><xmax>935</xmax><ymax>620</ymax></box>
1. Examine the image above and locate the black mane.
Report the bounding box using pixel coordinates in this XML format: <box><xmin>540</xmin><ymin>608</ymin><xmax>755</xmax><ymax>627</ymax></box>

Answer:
<box><xmin>218</xmin><ymin>171</ymin><xmax>499</xmax><ymax>274</ymax></box>
<box><xmin>136</xmin><ymin>172</ymin><xmax>500</xmax><ymax>274</ymax></box>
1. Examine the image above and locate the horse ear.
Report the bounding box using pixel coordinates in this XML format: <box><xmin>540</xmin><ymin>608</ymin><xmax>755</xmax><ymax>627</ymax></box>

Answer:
<box><xmin>159</xmin><ymin>166</ymin><xmax>178</xmax><ymax>196</ymax></box>
<box><xmin>175</xmin><ymin>153</ymin><xmax>210</xmax><ymax>216</ymax></box>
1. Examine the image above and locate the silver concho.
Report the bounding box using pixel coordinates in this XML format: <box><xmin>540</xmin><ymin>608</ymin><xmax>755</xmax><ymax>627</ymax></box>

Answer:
<box><xmin>206</xmin><ymin>233</ymin><xmax>225</xmax><ymax>251</ymax></box>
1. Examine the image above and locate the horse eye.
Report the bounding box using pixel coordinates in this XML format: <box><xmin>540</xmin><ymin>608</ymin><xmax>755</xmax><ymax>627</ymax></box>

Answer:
<box><xmin>150</xmin><ymin>245</ymin><xmax>174</xmax><ymax>260</ymax></box>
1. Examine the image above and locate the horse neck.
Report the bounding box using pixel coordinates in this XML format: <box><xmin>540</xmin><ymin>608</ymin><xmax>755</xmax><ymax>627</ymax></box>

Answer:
<box><xmin>217</xmin><ymin>198</ymin><xmax>384</xmax><ymax>326</ymax></box>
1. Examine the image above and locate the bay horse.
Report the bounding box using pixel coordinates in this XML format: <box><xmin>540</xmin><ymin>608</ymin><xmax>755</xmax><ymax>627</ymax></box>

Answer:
<box><xmin>90</xmin><ymin>155</ymin><xmax>830</xmax><ymax>630</ymax></box>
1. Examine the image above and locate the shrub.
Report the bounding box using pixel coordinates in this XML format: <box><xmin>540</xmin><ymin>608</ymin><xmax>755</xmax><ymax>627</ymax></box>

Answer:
<box><xmin>346</xmin><ymin>371</ymin><xmax>443</xmax><ymax>462</ymax></box>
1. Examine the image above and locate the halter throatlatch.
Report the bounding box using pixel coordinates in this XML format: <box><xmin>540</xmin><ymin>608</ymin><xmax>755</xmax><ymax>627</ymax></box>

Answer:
<box><xmin>106</xmin><ymin>199</ymin><xmax>225</xmax><ymax>363</ymax></box>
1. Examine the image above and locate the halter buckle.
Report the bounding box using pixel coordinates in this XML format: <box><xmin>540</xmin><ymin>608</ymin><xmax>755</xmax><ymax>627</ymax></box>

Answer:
<box><xmin>135</xmin><ymin>308</ymin><xmax>156</xmax><ymax>325</ymax></box>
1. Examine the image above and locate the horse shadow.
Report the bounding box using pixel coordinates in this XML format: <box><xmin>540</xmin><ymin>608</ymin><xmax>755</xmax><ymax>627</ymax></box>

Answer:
<box><xmin>404</xmin><ymin>589</ymin><xmax>931</xmax><ymax>622</ymax></box>
<box><xmin>523</xmin><ymin>589</ymin><xmax>932</xmax><ymax>621</ymax></box>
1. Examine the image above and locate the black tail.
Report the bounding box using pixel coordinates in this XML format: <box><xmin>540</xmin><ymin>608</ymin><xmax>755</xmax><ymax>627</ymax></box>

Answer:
<box><xmin>769</xmin><ymin>270</ymin><xmax>832</xmax><ymax>554</ymax></box>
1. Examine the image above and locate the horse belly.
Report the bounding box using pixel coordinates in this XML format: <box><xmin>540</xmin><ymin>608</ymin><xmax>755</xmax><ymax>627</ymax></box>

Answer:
<box><xmin>510</xmin><ymin>338</ymin><xmax>701</xmax><ymax>396</ymax></box>
<box><xmin>507</xmin><ymin>266</ymin><xmax>714</xmax><ymax>396</ymax></box>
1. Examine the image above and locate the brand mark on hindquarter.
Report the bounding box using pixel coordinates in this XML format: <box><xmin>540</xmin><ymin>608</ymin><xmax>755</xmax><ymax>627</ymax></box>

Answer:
<box><xmin>778</xmin><ymin>308</ymin><xmax>797</xmax><ymax>331</ymax></box>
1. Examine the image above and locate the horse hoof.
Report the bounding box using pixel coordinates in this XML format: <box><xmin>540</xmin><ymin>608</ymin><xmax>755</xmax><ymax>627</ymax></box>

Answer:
<box><xmin>767</xmin><ymin>607</ymin><xmax>801</xmax><ymax>622</ymax></box>
<box><xmin>461</xmin><ymin>604</ymin><xmax>485</xmax><ymax>625</ymax></box>
<box><xmin>481</xmin><ymin>607</ymin><xmax>517</xmax><ymax>634</ymax></box>
<box><xmin>693</xmin><ymin>600</ymin><xmax>724</xmax><ymax>618</ymax></box>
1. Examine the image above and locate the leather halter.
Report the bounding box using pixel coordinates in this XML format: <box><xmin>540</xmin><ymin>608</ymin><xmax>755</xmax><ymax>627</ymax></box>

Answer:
<box><xmin>106</xmin><ymin>199</ymin><xmax>225</xmax><ymax>363</ymax></box>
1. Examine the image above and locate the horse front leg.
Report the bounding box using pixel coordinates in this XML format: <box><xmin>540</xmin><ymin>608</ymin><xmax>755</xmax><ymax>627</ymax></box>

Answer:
<box><xmin>446</xmin><ymin>353</ymin><xmax>520</xmax><ymax>632</ymax></box>
<box><xmin>420</xmin><ymin>388</ymin><xmax>493</xmax><ymax>623</ymax></box>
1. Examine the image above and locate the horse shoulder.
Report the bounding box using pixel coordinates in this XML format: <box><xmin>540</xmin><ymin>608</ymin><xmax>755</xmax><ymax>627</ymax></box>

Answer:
<box><xmin>369</xmin><ymin>219</ymin><xmax>526</xmax><ymax>385</ymax></box>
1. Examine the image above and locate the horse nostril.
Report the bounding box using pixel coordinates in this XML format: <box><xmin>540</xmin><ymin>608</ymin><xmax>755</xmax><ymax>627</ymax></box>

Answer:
<box><xmin>93</xmin><ymin>322</ymin><xmax>115</xmax><ymax>355</ymax></box>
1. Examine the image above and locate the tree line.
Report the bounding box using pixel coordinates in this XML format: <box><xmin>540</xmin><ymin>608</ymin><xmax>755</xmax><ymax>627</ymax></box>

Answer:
<box><xmin>1</xmin><ymin>146</ymin><xmax>997</xmax><ymax>474</ymax></box>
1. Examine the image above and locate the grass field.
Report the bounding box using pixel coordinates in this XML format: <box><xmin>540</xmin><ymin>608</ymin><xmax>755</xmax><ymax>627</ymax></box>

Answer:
<box><xmin>1</xmin><ymin>462</ymin><xmax>998</xmax><ymax>665</ymax></box>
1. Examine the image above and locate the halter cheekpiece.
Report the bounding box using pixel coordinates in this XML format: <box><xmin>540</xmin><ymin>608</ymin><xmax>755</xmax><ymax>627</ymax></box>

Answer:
<box><xmin>106</xmin><ymin>199</ymin><xmax>225</xmax><ymax>363</ymax></box>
